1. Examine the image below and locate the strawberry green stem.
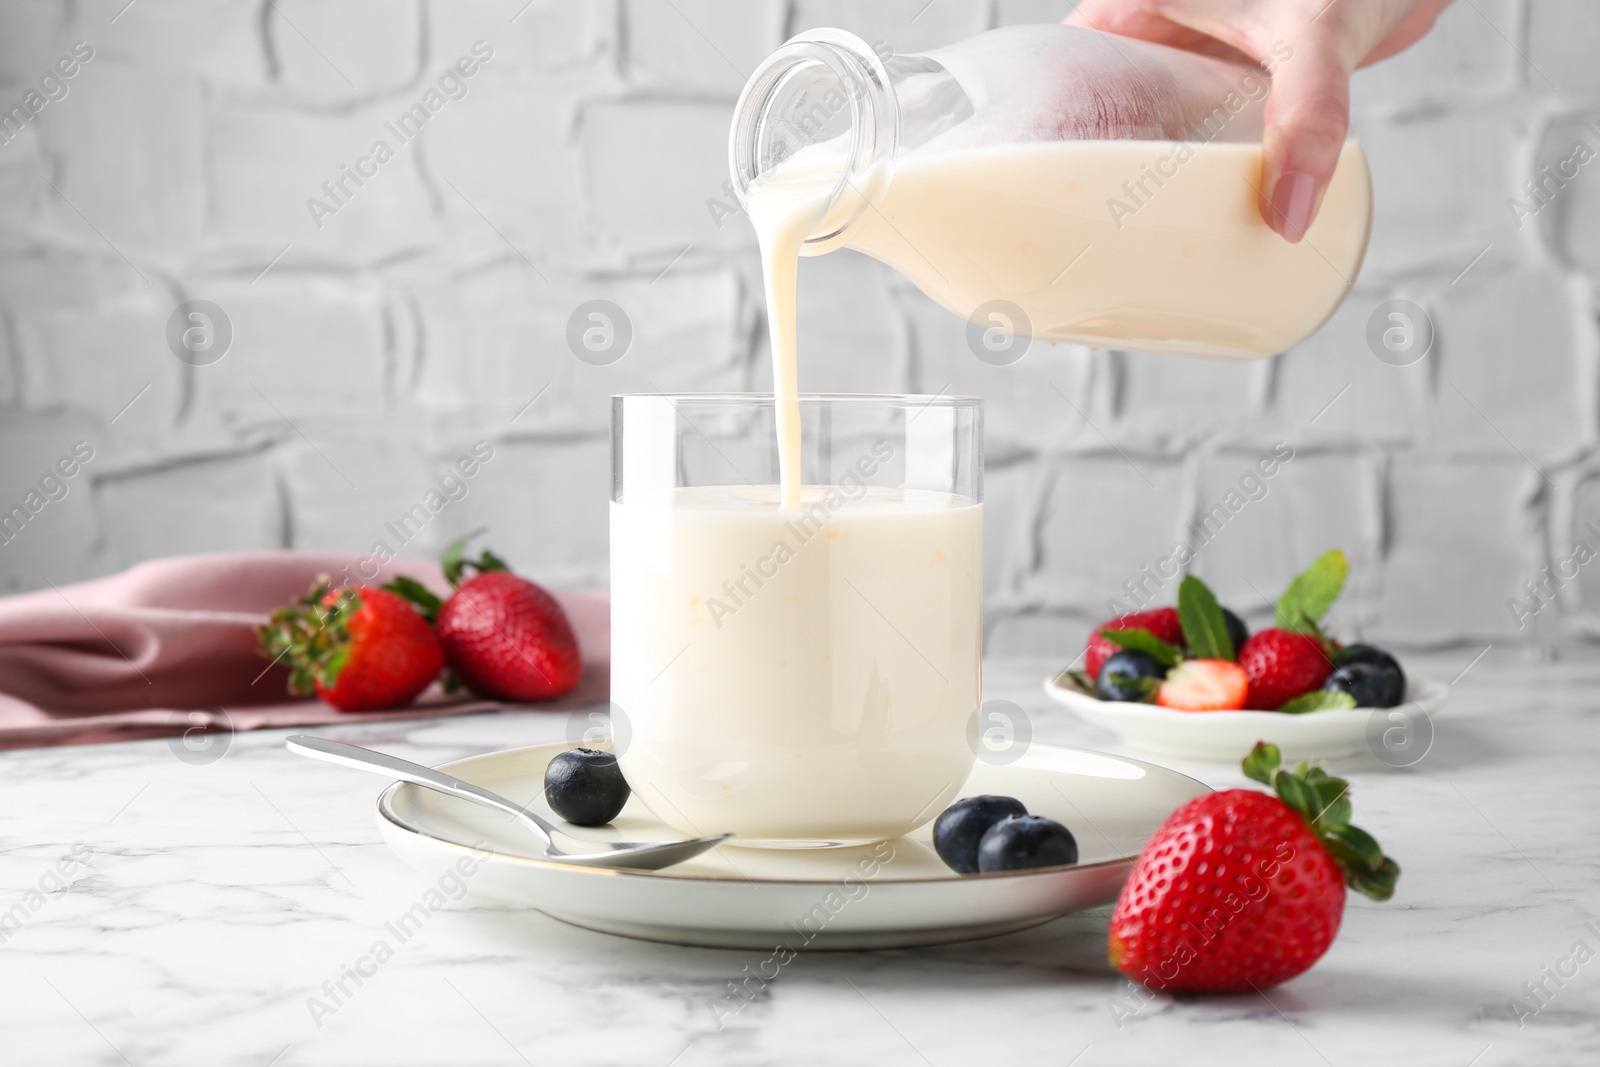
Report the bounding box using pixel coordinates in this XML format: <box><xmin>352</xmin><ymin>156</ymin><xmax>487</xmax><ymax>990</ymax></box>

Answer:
<box><xmin>440</xmin><ymin>527</ymin><xmax>511</xmax><ymax>587</ymax></box>
<box><xmin>1242</xmin><ymin>741</ymin><xmax>1400</xmax><ymax>901</ymax></box>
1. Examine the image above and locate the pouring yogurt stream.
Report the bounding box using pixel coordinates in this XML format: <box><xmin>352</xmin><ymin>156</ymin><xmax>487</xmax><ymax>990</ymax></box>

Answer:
<box><xmin>609</xmin><ymin>24</ymin><xmax>1371</xmax><ymax>845</ymax></box>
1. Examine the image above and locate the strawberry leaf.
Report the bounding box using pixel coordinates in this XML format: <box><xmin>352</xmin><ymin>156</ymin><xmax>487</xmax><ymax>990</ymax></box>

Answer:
<box><xmin>477</xmin><ymin>548</ymin><xmax>512</xmax><ymax>573</ymax></box>
<box><xmin>1177</xmin><ymin>574</ymin><xmax>1233</xmax><ymax>660</ymax></box>
<box><xmin>1321</xmin><ymin>828</ymin><xmax>1400</xmax><ymax>900</ymax></box>
<box><xmin>1100</xmin><ymin>627</ymin><xmax>1181</xmax><ymax>668</ymax></box>
<box><xmin>1239</xmin><ymin>742</ymin><xmax>1401</xmax><ymax>903</ymax></box>
<box><xmin>1322</xmin><ymin>823</ymin><xmax>1384</xmax><ymax>869</ymax></box>
<box><xmin>1349</xmin><ymin>856</ymin><xmax>1401</xmax><ymax>902</ymax></box>
<box><xmin>256</xmin><ymin>577</ymin><xmax>357</xmax><ymax>697</ymax></box>
<box><xmin>1303</xmin><ymin>768</ymin><xmax>1353</xmax><ymax>828</ymax></box>
<box><xmin>441</xmin><ymin>528</ymin><xmax>488</xmax><ymax>587</ymax></box>
<box><xmin>1241</xmin><ymin>741</ymin><xmax>1281</xmax><ymax>785</ymax></box>
<box><xmin>1272</xmin><ymin>769</ymin><xmax>1321</xmax><ymax>821</ymax></box>
<box><xmin>1278</xmin><ymin>690</ymin><xmax>1358</xmax><ymax>714</ymax></box>
<box><xmin>442</xmin><ymin>527</ymin><xmax>511</xmax><ymax>587</ymax></box>
<box><xmin>1276</xmin><ymin>549</ymin><xmax>1348</xmax><ymax>632</ymax></box>
<box><xmin>384</xmin><ymin>576</ymin><xmax>443</xmax><ymax>624</ymax></box>
<box><xmin>320</xmin><ymin>643</ymin><xmax>349</xmax><ymax>691</ymax></box>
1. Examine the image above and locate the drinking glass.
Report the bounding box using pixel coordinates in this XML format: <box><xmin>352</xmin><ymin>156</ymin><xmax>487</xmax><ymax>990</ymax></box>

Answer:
<box><xmin>610</xmin><ymin>393</ymin><xmax>982</xmax><ymax>846</ymax></box>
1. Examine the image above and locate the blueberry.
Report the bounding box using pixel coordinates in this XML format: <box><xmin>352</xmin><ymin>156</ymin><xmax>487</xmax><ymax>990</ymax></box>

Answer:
<box><xmin>1336</xmin><ymin>644</ymin><xmax>1406</xmax><ymax>705</ymax></box>
<box><xmin>1340</xmin><ymin>643</ymin><xmax>1405</xmax><ymax>678</ymax></box>
<box><xmin>1324</xmin><ymin>662</ymin><xmax>1405</xmax><ymax>708</ymax></box>
<box><xmin>544</xmin><ymin>748</ymin><xmax>630</xmax><ymax>825</ymax></box>
<box><xmin>1221</xmin><ymin>607</ymin><xmax>1250</xmax><ymax>657</ymax></box>
<box><xmin>1095</xmin><ymin>649</ymin><xmax>1165</xmax><ymax>702</ymax></box>
<box><xmin>976</xmin><ymin>814</ymin><xmax>1079</xmax><ymax>873</ymax></box>
<box><xmin>933</xmin><ymin>795</ymin><xmax>1028</xmax><ymax>874</ymax></box>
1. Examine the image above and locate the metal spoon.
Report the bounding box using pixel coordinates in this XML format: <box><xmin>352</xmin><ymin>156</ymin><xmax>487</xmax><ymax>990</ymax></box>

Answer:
<box><xmin>285</xmin><ymin>735</ymin><xmax>731</xmax><ymax>871</ymax></box>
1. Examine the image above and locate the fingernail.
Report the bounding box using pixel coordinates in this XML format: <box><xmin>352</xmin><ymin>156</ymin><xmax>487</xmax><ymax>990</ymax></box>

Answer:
<box><xmin>1270</xmin><ymin>171</ymin><xmax>1317</xmax><ymax>242</ymax></box>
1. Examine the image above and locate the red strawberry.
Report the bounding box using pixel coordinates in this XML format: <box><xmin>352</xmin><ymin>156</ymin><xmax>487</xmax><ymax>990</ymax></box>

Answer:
<box><xmin>1155</xmin><ymin>659</ymin><xmax>1248</xmax><ymax>711</ymax></box>
<box><xmin>1085</xmin><ymin>607</ymin><xmax>1184</xmax><ymax>677</ymax></box>
<box><xmin>1238</xmin><ymin>628</ymin><xmax>1333</xmax><ymax>710</ymax></box>
<box><xmin>259</xmin><ymin>580</ymin><xmax>445</xmax><ymax>712</ymax></box>
<box><xmin>438</xmin><ymin>571</ymin><xmax>581</xmax><ymax>700</ymax></box>
<box><xmin>390</xmin><ymin>536</ymin><xmax>581</xmax><ymax>702</ymax></box>
<box><xmin>1109</xmin><ymin>743</ymin><xmax>1399</xmax><ymax>993</ymax></box>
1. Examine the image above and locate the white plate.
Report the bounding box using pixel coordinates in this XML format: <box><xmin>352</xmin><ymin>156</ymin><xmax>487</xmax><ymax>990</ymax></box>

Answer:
<box><xmin>374</xmin><ymin>740</ymin><xmax>1209</xmax><ymax>950</ymax></box>
<box><xmin>1043</xmin><ymin>672</ymin><xmax>1451</xmax><ymax>763</ymax></box>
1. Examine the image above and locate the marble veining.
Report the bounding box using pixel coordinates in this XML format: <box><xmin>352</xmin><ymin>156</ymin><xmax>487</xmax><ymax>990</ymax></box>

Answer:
<box><xmin>0</xmin><ymin>655</ymin><xmax>1596</xmax><ymax>1066</ymax></box>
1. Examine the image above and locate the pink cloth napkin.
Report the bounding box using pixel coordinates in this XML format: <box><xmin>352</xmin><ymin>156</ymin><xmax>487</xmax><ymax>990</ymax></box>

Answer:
<box><xmin>0</xmin><ymin>552</ymin><xmax>609</xmax><ymax>748</ymax></box>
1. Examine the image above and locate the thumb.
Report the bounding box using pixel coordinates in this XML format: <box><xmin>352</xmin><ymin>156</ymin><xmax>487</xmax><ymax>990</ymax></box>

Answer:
<box><xmin>1259</xmin><ymin>31</ymin><xmax>1358</xmax><ymax>242</ymax></box>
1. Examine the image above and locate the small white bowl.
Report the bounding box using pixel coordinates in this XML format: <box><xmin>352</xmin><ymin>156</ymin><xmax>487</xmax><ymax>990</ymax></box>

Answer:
<box><xmin>1042</xmin><ymin>671</ymin><xmax>1451</xmax><ymax>763</ymax></box>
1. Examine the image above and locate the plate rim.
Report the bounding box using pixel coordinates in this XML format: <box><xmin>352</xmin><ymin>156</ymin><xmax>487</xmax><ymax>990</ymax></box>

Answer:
<box><xmin>375</xmin><ymin>739</ymin><xmax>1212</xmax><ymax>885</ymax></box>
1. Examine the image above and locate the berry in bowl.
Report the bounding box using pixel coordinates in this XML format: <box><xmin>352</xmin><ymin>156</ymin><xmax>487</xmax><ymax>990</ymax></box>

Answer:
<box><xmin>1044</xmin><ymin>551</ymin><xmax>1449</xmax><ymax>762</ymax></box>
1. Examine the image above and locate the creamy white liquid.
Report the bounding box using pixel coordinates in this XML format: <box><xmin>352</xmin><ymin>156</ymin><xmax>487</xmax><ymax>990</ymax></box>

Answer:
<box><xmin>754</xmin><ymin>138</ymin><xmax>1371</xmax><ymax>363</ymax></box>
<box><xmin>745</xmin><ymin>170</ymin><xmax>835</xmax><ymax>508</ymax></box>
<box><xmin>611</xmin><ymin>485</ymin><xmax>981</xmax><ymax>843</ymax></box>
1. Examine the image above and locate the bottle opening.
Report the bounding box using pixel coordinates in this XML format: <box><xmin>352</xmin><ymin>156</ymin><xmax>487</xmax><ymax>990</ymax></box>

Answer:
<box><xmin>728</xmin><ymin>29</ymin><xmax>897</xmax><ymax>250</ymax></box>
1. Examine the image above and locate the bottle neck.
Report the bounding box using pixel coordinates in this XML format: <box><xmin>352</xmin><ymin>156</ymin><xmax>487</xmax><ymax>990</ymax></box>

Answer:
<box><xmin>728</xmin><ymin>29</ymin><xmax>898</xmax><ymax>250</ymax></box>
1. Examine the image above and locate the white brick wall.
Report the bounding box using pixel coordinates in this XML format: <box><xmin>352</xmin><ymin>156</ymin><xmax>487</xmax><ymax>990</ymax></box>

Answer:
<box><xmin>0</xmin><ymin>0</ymin><xmax>1593</xmax><ymax>657</ymax></box>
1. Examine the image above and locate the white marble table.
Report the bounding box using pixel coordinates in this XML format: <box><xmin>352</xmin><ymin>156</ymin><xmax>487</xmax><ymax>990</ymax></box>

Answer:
<box><xmin>2</xmin><ymin>654</ymin><xmax>1596</xmax><ymax>1066</ymax></box>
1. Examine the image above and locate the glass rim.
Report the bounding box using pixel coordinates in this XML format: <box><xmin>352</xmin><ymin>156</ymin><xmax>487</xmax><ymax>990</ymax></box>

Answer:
<box><xmin>611</xmin><ymin>392</ymin><xmax>982</xmax><ymax>406</ymax></box>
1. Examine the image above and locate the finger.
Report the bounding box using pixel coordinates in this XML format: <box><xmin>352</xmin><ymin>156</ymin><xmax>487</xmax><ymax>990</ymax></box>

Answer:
<box><xmin>1062</xmin><ymin>0</ymin><xmax>1139</xmax><ymax>31</ymax></box>
<box><xmin>1065</xmin><ymin>1</ymin><xmax>1200</xmax><ymax>48</ymax></box>
<box><xmin>1067</xmin><ymin>0</ymin><xmax>1276</xmax><ymax>62</ymax></box>
<box><xmin>1258</xmin><ymin>30</ymin><xmax>1358</xmax><ymax>242</ymax></box>
<box><xmin>1361</xmin><ymin>0</ymin><xmax>1453</xmax><ymax>66</ymax></box>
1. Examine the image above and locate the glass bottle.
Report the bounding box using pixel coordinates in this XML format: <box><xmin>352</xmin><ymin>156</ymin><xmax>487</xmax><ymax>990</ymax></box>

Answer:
<box><xmin>729</xmin><ymin>24</ymin><xmax>1371</xmax><ymax>359</ymax></box>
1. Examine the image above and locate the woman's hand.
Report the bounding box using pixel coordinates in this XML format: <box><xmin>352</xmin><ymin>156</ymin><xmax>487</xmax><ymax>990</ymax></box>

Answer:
<box><xmin>1067</xmin><ymin>0</ymin><xmax>1452</xmax><ymax>241</ymax></box>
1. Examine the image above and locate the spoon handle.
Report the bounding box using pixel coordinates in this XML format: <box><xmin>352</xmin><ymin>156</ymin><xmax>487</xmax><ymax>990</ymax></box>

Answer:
<box><xmin>285</xmin><ymin>735</ymin><xmax>556</xmax><ymax>852</ymax></box>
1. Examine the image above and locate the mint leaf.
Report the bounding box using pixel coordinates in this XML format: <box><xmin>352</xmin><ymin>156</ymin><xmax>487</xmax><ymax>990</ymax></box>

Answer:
<box><xmin>1100</xmin><ymin>627</ymin><xmax>1180</xmax><ymax>668</ymax></box>
<box><xmin>1241</xmin><ymin>741</ymin><xmax>1282</xmax><ymax>785</ymax></box>
<box><xmin>1058</xmin><ymin>669</ymin><xmax>1095</xmax><ymax>693</ymax></box>
<box><xmin>1276</xmin><ymin>549</ymin><xmax>1349</xmax><ymax>632</ymax></box>
<box><xmin>1278</xmin><ymin>690</ymin><xmax>1358</xmax><ymax>714</ymax></box>
<box><xmin>1177</xmin><ymin>574</ymin><xmax>1233</xmax><ymax>660</ymax></box>
<box><xmin>1295</xmin><ymin>611</ymin><xmax>1331</xmax><ymax>644</ymax></box>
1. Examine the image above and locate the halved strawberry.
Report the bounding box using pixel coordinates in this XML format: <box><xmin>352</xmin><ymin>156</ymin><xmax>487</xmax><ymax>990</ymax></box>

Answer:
<box><xmin>1085</xmin><ymin>607</ymin><xmax>1184</xmax><ymax>678</ymax></box>
<box><xmin>1155</xmin><ymin>659</ymin><xmax>1249</xmax><ymax>712</ymax></box>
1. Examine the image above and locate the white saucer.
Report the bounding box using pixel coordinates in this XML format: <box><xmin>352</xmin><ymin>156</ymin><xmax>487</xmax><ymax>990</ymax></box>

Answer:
<box><xmin>374</xmin><ymin>740</ymin><xmax>1209</xmax><ymax>950</ymax></box>
<box><xmin>1043</xmin><ymin>672</ymin><xmax>1451</xmax><ymax>763</ymax></box>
